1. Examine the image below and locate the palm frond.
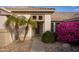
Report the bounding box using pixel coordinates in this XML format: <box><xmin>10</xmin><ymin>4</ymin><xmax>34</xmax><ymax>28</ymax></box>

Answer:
<box><xmin>28</xmin><ymin>17</ymin><xmax>37</xmax><ymax>29</ymax></box>
<box><xmin>17</xmin><ymin>16</ymin><xmax>27</xmax><ymax>26</ymax></box>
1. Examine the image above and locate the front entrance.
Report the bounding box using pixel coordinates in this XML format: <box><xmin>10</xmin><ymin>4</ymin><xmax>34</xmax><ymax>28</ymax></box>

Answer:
<box><xmin>35</xmin><ymin>22</ymin><xmax>43</xmax><ymax>36</ymax></box>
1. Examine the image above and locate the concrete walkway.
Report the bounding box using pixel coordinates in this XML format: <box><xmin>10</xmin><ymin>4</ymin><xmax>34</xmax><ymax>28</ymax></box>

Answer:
<box><xmin>31</xmin><ymin>37</ymin><xmax>45</xmax><ymax>52</ymax></box>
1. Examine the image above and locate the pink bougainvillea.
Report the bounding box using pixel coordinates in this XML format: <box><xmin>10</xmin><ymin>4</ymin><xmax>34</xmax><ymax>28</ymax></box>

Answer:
<box><xmin>56</xmin><ymin>22</ymin><xmax>79</xmax><ymax>43</ymax></box>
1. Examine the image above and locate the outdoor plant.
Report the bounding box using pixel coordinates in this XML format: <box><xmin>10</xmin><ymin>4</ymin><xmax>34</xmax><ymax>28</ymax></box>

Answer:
<box><xmin>5</xmin><ymin>14</ymin><xmax>27</xmax><ymax>40</ymax></box>
<box><xmin>5</xmin><ymin>14</ymin><xmax>37</xmax><ymax>41</ymax></box>
<box><xmin>41</xmin><ymin>31</ymin><xmax>56</xmax><ymax>43</ymax></box>
<box><xmin>23</xmin><ymin>17</ymin><xmax>37</xmax><ymax>41</ymax></box>
<box><xmin>56</xmin><ymin>22</ymin><xmax>79</xmax><ymax>43</ymax></box>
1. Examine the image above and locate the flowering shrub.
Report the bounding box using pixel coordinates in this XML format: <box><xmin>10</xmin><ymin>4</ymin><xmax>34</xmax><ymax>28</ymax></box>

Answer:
<box><xmin>56</xmin><ymin>22</ymin><xmax>79</xmax><ymax>43</ymax></box>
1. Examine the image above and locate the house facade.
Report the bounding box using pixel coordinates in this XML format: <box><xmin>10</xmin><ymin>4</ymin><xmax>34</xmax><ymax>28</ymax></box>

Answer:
<box><xmin>0</xmin><ymin>7</ymin><xmax>55</xmax><ymax>47</ymax></box>
<box><xmin>0</xmin><ymin>7</ymin><xmax>79</xmax><ymax>47</ymax></box>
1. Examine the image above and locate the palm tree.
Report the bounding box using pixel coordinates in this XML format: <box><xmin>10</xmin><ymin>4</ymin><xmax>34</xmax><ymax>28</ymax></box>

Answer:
<box><xmin>23</xmin><ymin>17</ymin><xmax>37</xmax><ymax>41</ymax></box>
<box><xmin>15</xmin><ymin>16</ymin><xmax>27</xmax><ymax>40</ymax></box>
<box><xmin>5</xmin><ymin>14</ymin><xmax>37</xmax><ymax>41</ymax></box>
<box><xmin>5</xmin><ymin>14</ymin><xmax>27</xmax><ymax>40</ymax></box>
<box><xmin>5</xmin><ymin>15</ymin><xmax>17</xmax><ymax>40</ymax></box>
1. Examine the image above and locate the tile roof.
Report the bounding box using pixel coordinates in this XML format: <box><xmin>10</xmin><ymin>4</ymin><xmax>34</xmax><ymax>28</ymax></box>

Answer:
<box><xmin>4</xmin><ymin>6</ymin><xmax>55</xmax><ymax>13</ymax></box>
<box><xmin>52</xmin><ymin>12</ymin><xmax>79</xmax><ymax>21</ymax></box>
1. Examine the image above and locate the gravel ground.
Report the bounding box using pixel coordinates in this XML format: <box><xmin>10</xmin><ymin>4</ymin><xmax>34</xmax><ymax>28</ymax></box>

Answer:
<box><xmin>0</xmin><ymin>40</ymin><xmax>32</xmax><ymax>52</ymax></box>
<box><xmin>0</xmin><ymin>37</ymin><xmax>79</xmax><ymax>52</ymax></box>
<box><xmin>31</xmin><ymin>37</ymin><xmax>79</xmax><ymax>52</ymax></box>
<box><xmin>44</xmin><ymin>42</ymin><xmax>79</xmax><ymax>52</ymax></box>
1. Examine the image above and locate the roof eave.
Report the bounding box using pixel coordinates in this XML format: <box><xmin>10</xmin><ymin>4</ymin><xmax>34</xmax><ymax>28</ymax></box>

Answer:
<box><xmin>0</xmin><ymin>8</ymin><xmax>11</xmax><ymax>13</ymax></box>
<box><xmin>11</xmin><ymin>10</ymin><xmax>55</xmax><ymax>13</ymax></box>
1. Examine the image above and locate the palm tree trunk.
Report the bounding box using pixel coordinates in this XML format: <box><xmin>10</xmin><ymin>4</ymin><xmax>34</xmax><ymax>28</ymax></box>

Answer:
<box><xmin>15</xmin><ymin>23</ymin><xmax>20</xmax><ymax>40</ymax></box>
<box><xmin>9</xmin><ymin>27</ymin><xmax>14</xmax><ymax>40</ymax></box>
<box><xmin>10</xmin><ymin>31</ymin><xmax>13</xmax><ymax>40</ymax></box>
<box><xmin>23</xmin><ymin>25</ymin><xmax>29</xmax><ymax>41</ymax></box>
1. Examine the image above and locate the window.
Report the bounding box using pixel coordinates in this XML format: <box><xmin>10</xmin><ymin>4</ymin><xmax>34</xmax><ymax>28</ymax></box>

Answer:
<box><xmin>39</xmin><ymin>16</ymin><xmax>43</xmax><ymax>20</ymax></box>
<box><xmin>32</xmin><ymin>16</ymin><xmax>37</xmax><ymax>20</ymax></box>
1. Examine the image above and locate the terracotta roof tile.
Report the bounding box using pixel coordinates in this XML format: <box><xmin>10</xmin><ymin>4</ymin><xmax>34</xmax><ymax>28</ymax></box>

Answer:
<box><xmin>52</xmin><ymin>12</ymin><xmax>79</xmax><ymax>21</ymax></box>
<box><xmin>4</xmin><ymin>7</ymin><xmax>55</xmax><ymax>12</ymax></box>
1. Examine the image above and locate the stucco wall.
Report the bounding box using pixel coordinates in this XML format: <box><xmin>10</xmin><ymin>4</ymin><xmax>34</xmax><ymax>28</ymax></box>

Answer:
<box><xmin>44</xmin><ymin>15</ymin><xmax>51</xmax><ymax>32</ymax></box>
<box><xmin>0</xmin><ymin>29</ymin><xmax>12</xmax><ymax>47</ymax></box>
<box><xmin>0</xmin><ymin>16</ymin><xmax>12</xmax><ymax>47</ymax></box>
<box><xmin>0</xmin><ymin>16</ymin><xmax>7</xmax><ymax>29</ymax></box>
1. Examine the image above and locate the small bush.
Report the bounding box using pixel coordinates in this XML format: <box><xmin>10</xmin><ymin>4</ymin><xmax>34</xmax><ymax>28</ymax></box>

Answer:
<box><xmin>41</xmin><ymin>31</ymin><xmax>56</xmax><ymax>43</ymax></box>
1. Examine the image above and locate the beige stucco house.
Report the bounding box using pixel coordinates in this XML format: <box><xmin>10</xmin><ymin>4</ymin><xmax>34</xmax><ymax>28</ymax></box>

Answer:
<box><xmin>0</xmin><ymin>7</ymin><xmax>55</xmax><ymax>47</ymax></box>
<box><xmin>0</xmin><ymin>7</ymin><xmax>79</xmax><ymax>47</ymax></box>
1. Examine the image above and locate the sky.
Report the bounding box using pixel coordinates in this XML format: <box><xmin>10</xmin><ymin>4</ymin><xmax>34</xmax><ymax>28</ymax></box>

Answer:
<box><xmin>1</xmin><ymin>6</ymin><xmax>79</xmax><ymax>12</ymax></box>
<box><xmin>34</xmin><ymin>6</ymin><xmax>79</xmax><ymax>12</ymax></box>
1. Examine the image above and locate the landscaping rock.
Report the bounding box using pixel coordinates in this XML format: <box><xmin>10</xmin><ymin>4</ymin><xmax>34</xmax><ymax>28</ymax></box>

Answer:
<box><xmin>62</xmin><ymin>43</ymin><xmax>71</xmax><ymax>48</ymax></box>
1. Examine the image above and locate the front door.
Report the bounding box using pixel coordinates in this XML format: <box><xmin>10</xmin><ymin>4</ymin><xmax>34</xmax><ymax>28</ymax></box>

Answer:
<box><xmin>35</xmin><ymin>22</ymin><xmax>43</xmax><ymax>36</ymax></box>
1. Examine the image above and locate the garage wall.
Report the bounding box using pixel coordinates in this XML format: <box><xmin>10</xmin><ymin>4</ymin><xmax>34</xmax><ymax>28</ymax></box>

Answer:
<box><xmin>0</xmin><ymin>16</ymin><xmax>7</xmax><ymax>29</ymax></box>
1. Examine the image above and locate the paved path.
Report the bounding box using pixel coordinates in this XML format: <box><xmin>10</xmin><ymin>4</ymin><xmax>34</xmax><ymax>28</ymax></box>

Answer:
<box><xmin>31</xmin><ymin>37</ymin><xmax>45</xmax><ymax>52</ymax></box>
<box><xmin>31</xmin><ymin>37</ymin><xmax>63</xmax><ymax>52</ymax></box>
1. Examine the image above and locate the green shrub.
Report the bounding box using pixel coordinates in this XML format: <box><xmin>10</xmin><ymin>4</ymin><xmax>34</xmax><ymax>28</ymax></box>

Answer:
<box><xmin>41</xmin><ymin>31</ymin><xmax>56</xmax><ymax>43</ymax></box>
